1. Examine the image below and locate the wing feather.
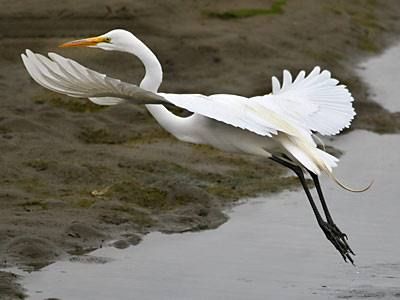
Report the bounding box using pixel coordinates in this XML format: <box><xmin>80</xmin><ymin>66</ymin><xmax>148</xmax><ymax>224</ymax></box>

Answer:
<box><xmin>24</xmin><ymin>52</ymin><xmax>85</xmax><ymax>96</ymax></box>
<box><xmin>23</xmin><ymin>50</ymin><xmax>291</xmax><ymax>137</ymax></box>
<box><xmin>157</xmin><ymin>93</ymin><xmax>307</xmax><ymax>138</ymax></box>
<box><xmin>281</xmin><ymin>70</ymin><xmax>292</xmax><ymax>92</ymax></box>
<box><xmin>22</xmin><ymin>50</ymin><xmax>166</xmax><ymax>105</ymax></box>
<box><xmin>23</xmin><ymin>50</ymin><xmax>347</xmax><ymax>140</ymax></box>
<box><xmin>253</xmin><ymin>67</ymin><xmax>355</xmax><ymax>135</ymax></box>
<box><xmin>271</xmin><ymin>76</ymin><xmax>280</xmax><ymax>94</ymax></box>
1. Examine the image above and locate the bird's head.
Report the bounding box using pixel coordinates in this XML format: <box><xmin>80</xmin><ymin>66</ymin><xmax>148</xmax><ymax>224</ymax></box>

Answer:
<box><xmin>59</xmin><ymin>29</ymin><xmax>137</xmax><ymax>52</ymax></box>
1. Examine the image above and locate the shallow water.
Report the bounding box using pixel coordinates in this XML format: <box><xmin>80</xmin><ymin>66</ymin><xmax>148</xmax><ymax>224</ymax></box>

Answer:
<box><xmin>7</xmin><ymin>130</ymin><xmax>400</xmax><ymax>299</ymax></box>
<box><xmin>357</xmin><ymin>42</ymin><xmax>400</xmax><ymax>112</ymax></box>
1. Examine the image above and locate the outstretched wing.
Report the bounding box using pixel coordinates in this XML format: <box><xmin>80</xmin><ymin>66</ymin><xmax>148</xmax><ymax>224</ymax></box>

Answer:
<box><xmin>252</xmin><ymin>67</ymin><xmax>355</xmax><ymax>135</ymax></box>
<box><xmin>159</xmin><ymin>93</ymin><xmax>287</xmax><ymax>137</ymax></box>
<box><xmin>21</xmin><ymin>50</ymin><xmax>288</xmax><ymax>138</ymax></box>
<box><xmin>21</xmin><ymin>49</ymin><xmax>165</xmax><ymax>105</ymax></box>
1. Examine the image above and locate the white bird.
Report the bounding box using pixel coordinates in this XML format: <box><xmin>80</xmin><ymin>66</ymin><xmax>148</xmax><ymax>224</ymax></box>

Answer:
<box><xmin>21</xmin><ymin>29</ymin><xmax>369</xmax><ymax>263</ymax></box>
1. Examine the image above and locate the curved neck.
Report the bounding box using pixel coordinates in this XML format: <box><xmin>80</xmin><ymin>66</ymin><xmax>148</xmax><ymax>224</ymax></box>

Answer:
<box><xmin>125</xmin><ymin>35</ymin><xmax>186</xmax><ymax>135</ymax></box>
<box><xmin>132</xmin><ymin>41</ymin><xmax>162</xmax><ymax>92</ymax></box>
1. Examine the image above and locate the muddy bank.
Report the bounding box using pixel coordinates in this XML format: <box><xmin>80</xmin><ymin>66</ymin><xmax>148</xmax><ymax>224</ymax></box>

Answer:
<box><xmin>2</xmin><ymin>0</ymin><xmax>400</xmax><ymax>298</ymax></box>
<box><xmin>0</xmin><ymin>271</ymin><xmax>24</xmax><ymax>300</ymax></box>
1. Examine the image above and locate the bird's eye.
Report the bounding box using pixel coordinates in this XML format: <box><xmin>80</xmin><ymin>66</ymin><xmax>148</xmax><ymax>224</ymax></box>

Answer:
<box><xmin>105</xmin><ymin>37</ymin><xmax>111</xmax><ymax>43</ymax></box>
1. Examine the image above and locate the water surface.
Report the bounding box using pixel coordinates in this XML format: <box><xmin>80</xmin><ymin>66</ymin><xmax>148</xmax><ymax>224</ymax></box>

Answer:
<box><xmin>357</xmin><ymin>42</ymin><xmax>400</xmax><ymax>112</ymax></box>
<box><xmin>9</xmin><ymin>130</ymin><xmax>400</xmax><ymax>299</ymax></box>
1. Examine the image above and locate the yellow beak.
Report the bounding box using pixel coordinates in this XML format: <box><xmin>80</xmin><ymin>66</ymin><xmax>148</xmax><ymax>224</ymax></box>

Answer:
<box><xmin>59</xmin><ymin>36</ymin><xmax>108</xmax><ymax>48</ymax></box>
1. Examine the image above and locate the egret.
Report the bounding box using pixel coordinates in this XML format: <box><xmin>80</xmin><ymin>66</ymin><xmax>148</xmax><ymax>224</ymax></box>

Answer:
<box><xmin>21</xmin><ymin>29</ymin><xmax>369</xmax><ymax>264</ymax></box>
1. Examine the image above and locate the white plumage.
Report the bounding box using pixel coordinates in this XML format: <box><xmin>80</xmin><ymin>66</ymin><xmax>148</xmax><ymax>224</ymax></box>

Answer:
<box><xmin>21</xmin><ymin>29</ymin><xmax>366</xmax><ymax>263</ymax></box>
<box><xmin>22</xmin><ymin>49</ymin><xmax>355</xmax><ymax>137</ymax></box>
<box><xmin>22</xmin><ymin>50</ymin><xmax>165</xmax><ymax>105</ymax></box>
<box><xmin>259</xmin><ymin>68</ymin><xmax>355</xmax><ymax>135</ymax></box>
<box><xmin>22</xmin><ymin>46</ymin><xmax>352</xmax><ymax>177</ymax></box>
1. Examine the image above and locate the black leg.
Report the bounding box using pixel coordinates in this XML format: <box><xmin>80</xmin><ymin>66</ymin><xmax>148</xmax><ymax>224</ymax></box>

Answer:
<box><xmin>270</xmin><ymin>154</ymin><xmax>355</xmax><ymax>264</ymax></box>
<box><xmin>270</xmin><ymin>155</ymin><xmax>323</xmax><ymax>222</ymax></box>
<box><xmin>308</xmin><ymin>171</ymin><xmax>355</xmax><ymax>256</ymax></box>
<box><xmin>309</xmin><ymin>171</ymin><xmax>334</xmax><ymax>223</ymax></box>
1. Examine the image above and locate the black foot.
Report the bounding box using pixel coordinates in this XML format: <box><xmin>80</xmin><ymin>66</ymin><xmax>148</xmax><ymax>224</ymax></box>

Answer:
<box><xmin>319</xmin><ymin>221</ymin><xmax>355</xmax><ymax>264</ymax></box>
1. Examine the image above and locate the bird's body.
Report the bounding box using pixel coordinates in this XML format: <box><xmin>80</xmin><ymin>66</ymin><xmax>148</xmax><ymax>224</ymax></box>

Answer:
<box><xmin>21</xmin><ymin>29</ymin><xmax>368</xmax><ymax>263</ymax></box>
<box><xmin>166</xmin><ymin>111</ymin><xmax>281</xmax><ymax>156</ymax></box>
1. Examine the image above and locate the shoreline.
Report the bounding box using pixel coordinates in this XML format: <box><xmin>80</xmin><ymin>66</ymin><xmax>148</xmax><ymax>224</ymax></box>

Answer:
<box><xmin>2</xmin><ymin>1</ymin><xmax>400</xmax><ymax>298</ymax></box>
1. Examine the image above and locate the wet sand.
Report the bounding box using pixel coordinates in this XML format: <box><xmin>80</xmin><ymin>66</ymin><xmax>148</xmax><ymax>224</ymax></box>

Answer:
<box><xmin>2</xmin><ymin>0</ymin><xmax>400</xmax><ymax>298</ymax></box>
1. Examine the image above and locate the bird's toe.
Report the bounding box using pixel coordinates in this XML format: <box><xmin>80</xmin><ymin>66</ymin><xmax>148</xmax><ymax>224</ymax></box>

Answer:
<box><xmin>319</xmin><ymin>221</ymin><xmax>355</xmax><ymax>264</ymax></box>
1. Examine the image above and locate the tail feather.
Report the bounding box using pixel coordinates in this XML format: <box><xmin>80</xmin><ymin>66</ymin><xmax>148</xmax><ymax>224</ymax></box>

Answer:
<box><xmin>278</xmin><ymin>135</ymin><xmax>321</xmax><ymax>175</ymax></box>
<box><xmin>328</xmin><ymin>172</ymin><xmax>373</xmax><ymax>193</ymax></box>
<box><xmin>317</xmin><ymin>148</ymin><xmax>373</xmax><ymax>193</ymax></box>
<box><xmin>315</xmin><ymin>148</ymin><xmax>338</xmax><ymax>172</ymax></box>
<box><xmin>279</xmin><ymin>134</ymin><xmax>371</xmax><ymax>193</ymax></box>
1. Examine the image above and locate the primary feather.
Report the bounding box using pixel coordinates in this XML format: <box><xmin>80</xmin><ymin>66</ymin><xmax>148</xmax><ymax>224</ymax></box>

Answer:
<box><xmin>253</xmin><ymin>67</ymin><xmax>355</xmax><ymax>136</ymax></box>
<box><xmin>21</xmin><ymin>50</ymin><xmax>165</xmax><ymax>105</ymax></box>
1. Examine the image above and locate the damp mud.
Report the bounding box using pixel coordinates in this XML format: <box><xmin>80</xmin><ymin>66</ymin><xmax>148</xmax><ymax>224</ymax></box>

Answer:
<box><xmin>2</xmin><ymin>0</ymin><xmax>400</xmax><ymax>298</ymax></box>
